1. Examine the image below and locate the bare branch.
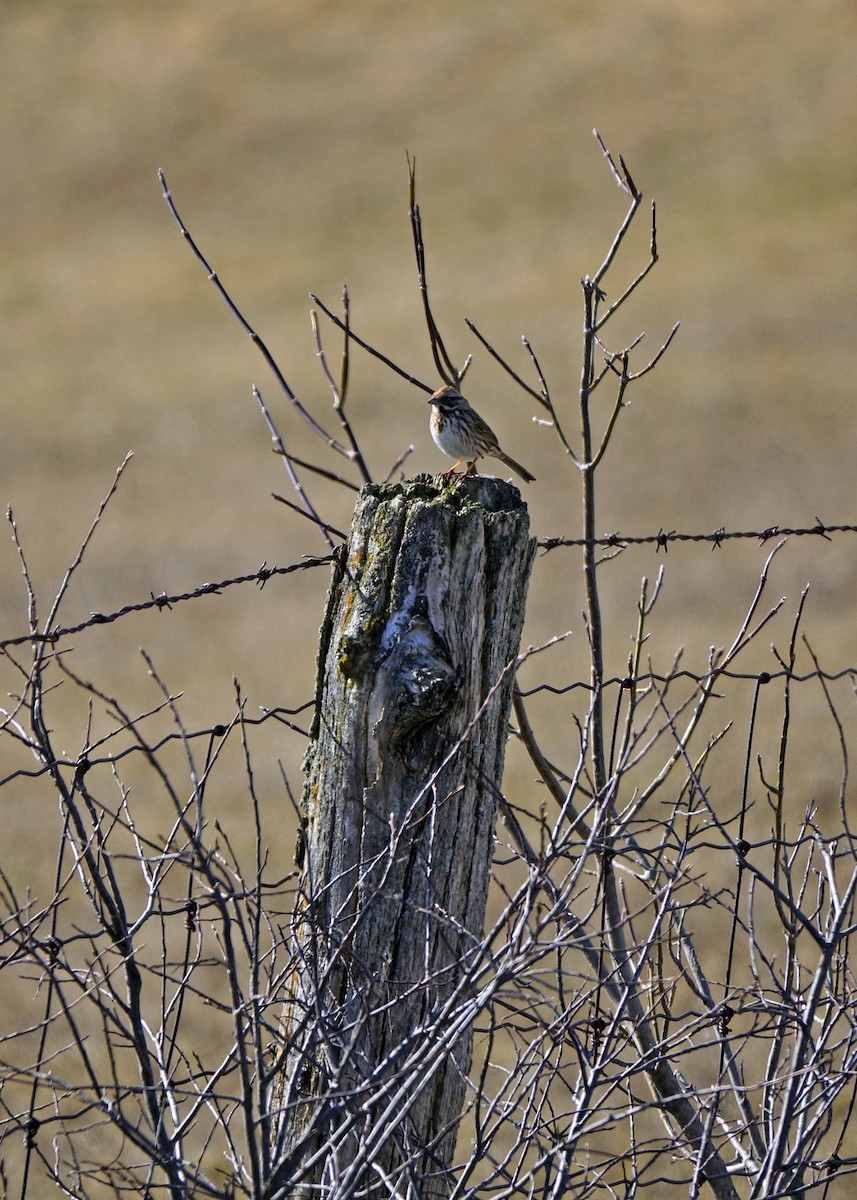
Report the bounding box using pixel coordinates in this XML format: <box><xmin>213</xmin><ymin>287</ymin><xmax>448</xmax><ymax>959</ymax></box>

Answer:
<box><xmin>159</xmin><ymin>169</ymin><xmax>352</xmax><ymax>458</ymax></box>
<box><xmin>407</xmin><ymin>153</ymin><xmax>464</xmax><ymax>385</ymax></box>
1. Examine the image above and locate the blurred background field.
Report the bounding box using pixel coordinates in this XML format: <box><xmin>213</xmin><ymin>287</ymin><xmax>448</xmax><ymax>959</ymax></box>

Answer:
<box><xmin>3</xmin><ymin>0</ymin><xmax>855</xmax><ymax>713</ymax></box>
<box><xmin>3</xmin><ymin>0</ymin><xmax>857</xmax><ymax>993</ymax></box>
<box><xmin>1</xmin><ymin>0</ymin><xmax>857</xmax><ymax>1188</ymax></box>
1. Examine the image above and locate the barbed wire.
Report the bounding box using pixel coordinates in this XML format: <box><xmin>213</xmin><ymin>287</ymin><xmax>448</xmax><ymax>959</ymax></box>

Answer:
<box><xmin>0</xmin><ymin>555</ymin><xmax>336</xmax><ymax>651</ymax></box>
<box><xmin>519</xmin><ymin>664</ymin><xmax>857</xmax><ymax>698</ymax></box>
<box><xmin>1</xmin><ymin>519</ymin><xmax>854</xmax><ymax>656</ymax></box>
<box><xmin>539</xmin><ymin>519</ymin><xmax>855</xmax><ymax>552</ymax></box>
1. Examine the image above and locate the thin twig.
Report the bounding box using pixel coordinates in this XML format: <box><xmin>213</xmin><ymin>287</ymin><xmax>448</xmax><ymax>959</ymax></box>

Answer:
<box><xmin>407</xmin><ymin>153</ymin><xmax>462</xmax><ymax>384</ymax></box>
<box><xmin>463</xmin><ymin>318</ymin><xmax>548</xmax><ymax>408</ymax></box>
<box><xmin>310</xmin><ymin>290</ymin><xmax>373</xmax><ymax>484</ymax></box>
<box><xmin>159</xmin><ymin>169</ymin><xmax>352</xmax><ymax>457</ymax></box>
<box><xmin>272</xmin><ymin>495</ymin><xmax>346</xmax><ymax>540</ymax></box>
<box><xmin>310</xmin><ymin>292</ymin><xmax>431</xmax><ymax>391</ymax></box>
<box><xmin>253</xmin><ymin>385</ymin><xmax>335</xmax><ymax>552</ymax></box>
<box><xmin>44</xmin><ymin>453</ymin><xmax>135</xmax><ymax>637</ymax></box>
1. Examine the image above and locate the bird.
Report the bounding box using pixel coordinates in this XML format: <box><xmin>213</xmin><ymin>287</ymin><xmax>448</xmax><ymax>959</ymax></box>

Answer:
<box><xmin>427</xmin><ymin>385</ymin><xmax>535</xmax><ymax>483</ymax></box>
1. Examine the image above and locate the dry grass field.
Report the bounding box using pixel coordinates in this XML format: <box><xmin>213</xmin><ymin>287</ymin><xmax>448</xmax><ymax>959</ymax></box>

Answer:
<box><xmin>2</xmin><ymin>1</ymin><xmax>857</xmax><ymax>1193</ymax></box>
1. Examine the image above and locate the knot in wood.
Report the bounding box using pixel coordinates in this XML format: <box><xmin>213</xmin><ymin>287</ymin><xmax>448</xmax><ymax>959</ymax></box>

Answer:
<box><xmin>373</xmin><ymin>615</ymin><xmax>459</xmax><ymax>753</ymax></box>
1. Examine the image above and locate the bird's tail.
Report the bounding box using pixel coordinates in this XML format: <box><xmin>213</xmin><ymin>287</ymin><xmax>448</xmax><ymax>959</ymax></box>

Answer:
<box><xmin>496</xmin><ymin>451</ymin><xmax>535</xmax><ymax>483</ymax></box>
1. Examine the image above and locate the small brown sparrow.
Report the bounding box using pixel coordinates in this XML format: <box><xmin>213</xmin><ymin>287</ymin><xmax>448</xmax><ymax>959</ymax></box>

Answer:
<box><xmin>428</xmin><ymin>385</ymin><xmax>535</xmax><ymax>483</ymax></box>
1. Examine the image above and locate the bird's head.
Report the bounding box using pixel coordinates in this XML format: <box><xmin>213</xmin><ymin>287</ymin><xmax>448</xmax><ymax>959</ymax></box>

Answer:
<box><xmin>428</xmin><ymin>385</ymin><xmax>466</xmax><ymax>412</ymax></box>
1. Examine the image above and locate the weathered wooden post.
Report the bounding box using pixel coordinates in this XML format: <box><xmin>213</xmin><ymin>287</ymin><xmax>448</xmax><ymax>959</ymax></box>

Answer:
<box><xmin>271</xmin><ymin>474</ymin><xmax>534</xmax><ymax>1198</ymax></box>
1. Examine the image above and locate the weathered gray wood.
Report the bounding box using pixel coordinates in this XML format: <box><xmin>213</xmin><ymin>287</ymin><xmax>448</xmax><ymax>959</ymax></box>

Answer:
<box><xmin>271</xmin><ymin>474</ymin><xmax>534</xmax><ymax>1198</ymax></box>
